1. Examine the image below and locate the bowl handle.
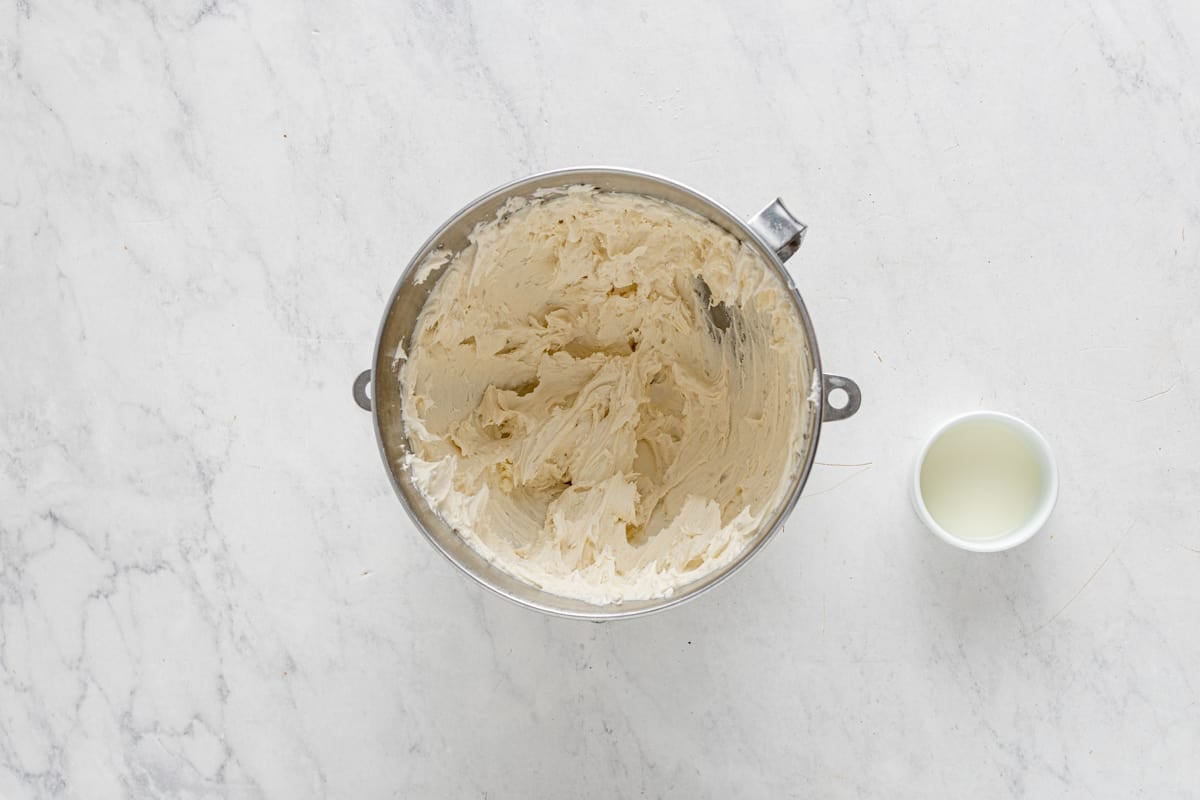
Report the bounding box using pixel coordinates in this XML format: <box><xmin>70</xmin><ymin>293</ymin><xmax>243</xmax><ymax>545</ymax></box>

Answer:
<box><xmin>749</xmin><ymin>198</ymin><xmax>807</xmax><ymax>262</ymax></box>
<box><xmin>353</xmin><ymin>369</ymin><xmax>372</xmax><ymax>411</ymax></box>
<box><xmin>822</xmin><ymin>374</ymin><xmax>861</xmax><ymax>422</ymax></box>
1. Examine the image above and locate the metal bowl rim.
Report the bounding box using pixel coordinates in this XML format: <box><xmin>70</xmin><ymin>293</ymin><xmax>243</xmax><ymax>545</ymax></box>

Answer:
<box><xmin>369</xmin><ymin>165</ymin><xmax>826</xmax><ymax>620</ymax></box>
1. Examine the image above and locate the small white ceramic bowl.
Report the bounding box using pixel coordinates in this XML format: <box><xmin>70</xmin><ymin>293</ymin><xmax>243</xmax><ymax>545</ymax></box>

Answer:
<box><xmin>912</xmin><ymin>411</ymin><xmax>1058</xmax><ymax>552</ymax></box>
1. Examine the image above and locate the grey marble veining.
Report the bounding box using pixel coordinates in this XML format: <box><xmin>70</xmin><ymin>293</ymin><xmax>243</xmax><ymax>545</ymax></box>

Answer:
<box><xmin>2</xmin><ymin>0</ymin><xmax>1198</xmax><ymax>797</ymax></box>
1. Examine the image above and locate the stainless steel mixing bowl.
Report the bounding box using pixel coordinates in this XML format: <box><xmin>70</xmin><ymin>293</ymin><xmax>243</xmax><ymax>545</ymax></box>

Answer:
<box><xmin>353</xmin><ymin>167</ymin><xmax>861</xmax><ymax>620</ymax></box>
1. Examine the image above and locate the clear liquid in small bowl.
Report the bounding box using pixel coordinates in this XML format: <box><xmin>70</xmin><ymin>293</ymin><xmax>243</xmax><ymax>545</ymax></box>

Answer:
<box><xmin>919</xmin><ymin>418</ymin><xmax>1046</xmax><ymax>541</ymax></box>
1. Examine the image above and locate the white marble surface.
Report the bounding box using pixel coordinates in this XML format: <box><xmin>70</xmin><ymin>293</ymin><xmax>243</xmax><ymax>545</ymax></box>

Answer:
<box><xmin>2</xmin><ymin>0</ymin><xmax>1199</xmax><ymax>796</ymax></box>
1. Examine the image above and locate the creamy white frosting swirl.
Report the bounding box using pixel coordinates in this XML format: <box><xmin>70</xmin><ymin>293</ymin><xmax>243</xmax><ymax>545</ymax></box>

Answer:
<box><xmin>400</xmin><ymin>187</ymin><xmax>810</xmax><ymax>603</ymax></box>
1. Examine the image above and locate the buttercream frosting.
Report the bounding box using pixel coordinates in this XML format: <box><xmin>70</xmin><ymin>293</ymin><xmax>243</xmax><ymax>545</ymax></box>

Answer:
<box><xmin>400</xmin><ymin>187</ymin><xmax>810</xmax><ymax>603</ymax></box>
